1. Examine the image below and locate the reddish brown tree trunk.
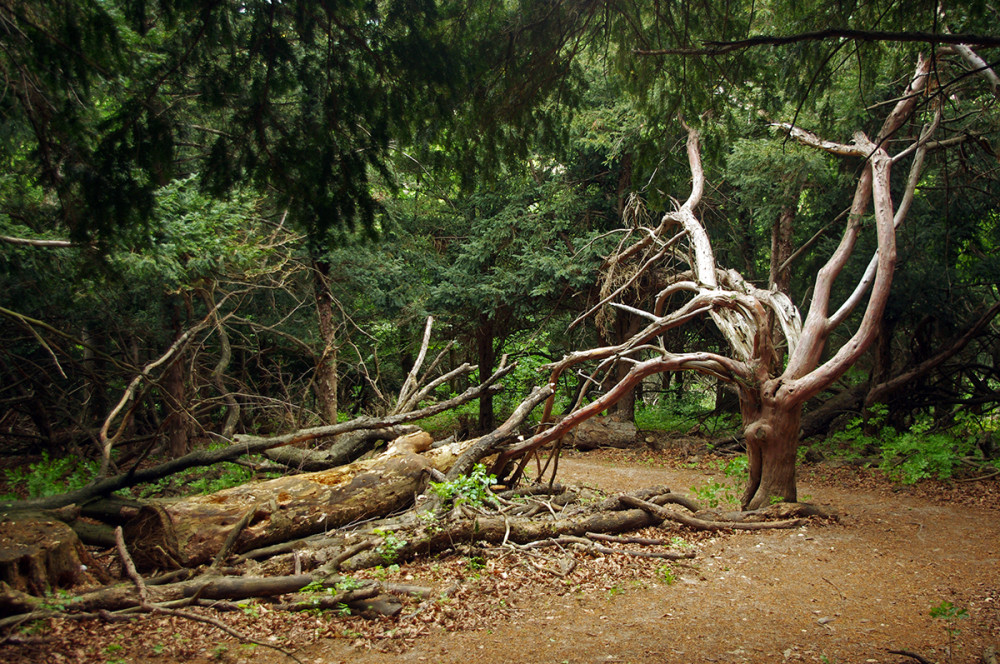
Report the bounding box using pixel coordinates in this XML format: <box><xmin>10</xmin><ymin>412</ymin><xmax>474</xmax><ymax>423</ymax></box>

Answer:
<box><xmin>740</xmin><ymin>391</ymin><xmax>801</xmax><ymax>510</ymax></box>
<box><xmin>608</xmin><ymin>312</ymin><xmax>642</xmax><ymax>423</ymax></box>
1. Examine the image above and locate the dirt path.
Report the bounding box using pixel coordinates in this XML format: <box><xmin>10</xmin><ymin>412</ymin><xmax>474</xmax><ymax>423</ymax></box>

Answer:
<box><xmin>4</xmin><ymin>451</ymin><xmax>997</xmax><ymax>664</ymax></box>
<box><xmin>301</xmin><ymin>452</ymin><xmax>1000</xmax><ymax>664</ymax></box>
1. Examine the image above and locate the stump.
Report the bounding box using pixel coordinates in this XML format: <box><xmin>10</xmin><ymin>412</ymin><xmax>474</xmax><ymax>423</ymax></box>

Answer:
<box><xmin>0</xmin><ymin>520</ymin><xmax>100</xmax><ymax>595</ymax></box>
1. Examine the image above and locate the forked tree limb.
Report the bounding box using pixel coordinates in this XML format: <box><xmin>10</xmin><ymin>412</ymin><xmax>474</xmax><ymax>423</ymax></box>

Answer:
<box><xmin>779</xmin><ymin>55</ymin><xmax>934</xmax><ymax>403</ymax></box>
<box><xmin>97</xmin><ymin>294</ymin><xmax>233</xmax><ymax>477</ymax></box>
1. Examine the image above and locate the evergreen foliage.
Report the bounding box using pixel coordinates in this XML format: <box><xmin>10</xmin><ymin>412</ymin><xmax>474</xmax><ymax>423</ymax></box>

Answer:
<box><xmin>0</xmin><ymin>0</ymin><xmax>997</xmax><ymax>488</ymax></box>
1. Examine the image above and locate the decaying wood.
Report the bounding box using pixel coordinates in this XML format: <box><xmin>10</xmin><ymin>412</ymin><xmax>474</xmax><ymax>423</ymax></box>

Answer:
<box><xmin>123</xmin><ymin>431</ymin><xmax>476</xmax><ymax>569</ymax></box>
<box><xmin>563</xmin><ymin>417</ymin><xmax>638</xmax><ymax>450</ymax></box>
<box><xmin>263</xmin><ymin>425</ymin><xmax>422</xmax><ymax>471</ymax></box>
<box><xmin>0</xmin><ymin>520</ymin><xmax>105</xmax><ymax>594</ymax></box>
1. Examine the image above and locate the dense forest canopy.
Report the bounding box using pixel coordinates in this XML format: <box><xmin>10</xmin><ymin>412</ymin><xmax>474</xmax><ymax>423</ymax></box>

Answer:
<box><xmin>0</xmin><ymin>0</ymin><xmax>998</xmax><ymax>504</ymax></box>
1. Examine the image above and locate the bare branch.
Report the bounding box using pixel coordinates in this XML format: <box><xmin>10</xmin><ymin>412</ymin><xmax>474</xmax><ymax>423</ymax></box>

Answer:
<box><xmin>97</xmin><ymin>295</ymin><xmax>232</xmax><ymax>477</ymax></box>
<box><xmin>396</xmin><ymin>316</ymin><xmax>435</xmax><ymax>412</ymax></box>
<box><xmin>0</xmin><ymin>235</ymin><xmax>86</xmax><ymax>248</ymax></box>
<box><xmin>634</xmin><ymin>30</ymin><xmax>1000</xmax><ymax>57</ymax></box>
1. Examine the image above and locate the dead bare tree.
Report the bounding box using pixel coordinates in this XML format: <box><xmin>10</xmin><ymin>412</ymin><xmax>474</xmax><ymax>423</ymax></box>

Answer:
<box><xmin>484</xmin><ymin>55</ymin><xmax>956</xmax><ymax>509</ymax></box>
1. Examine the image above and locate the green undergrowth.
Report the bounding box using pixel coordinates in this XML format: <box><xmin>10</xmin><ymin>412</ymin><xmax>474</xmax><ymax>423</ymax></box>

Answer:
<box><xmin>411</xmin><ymin>400</ymin><xmax>478</xmax><ymax>437</ymax></box>
<box><xmin>130</xmin><ymin>462</ymin><xmax>282</xmax><ymax>499</ymax></box>
<box><xmin>811</xmin><ymin>405</ymin><xmax>999</xmax><ymax>485</ymax></box>
<box><xmin>635</xmin><ymin>394</ymin><xmax>741</xmax><ymax>437</ymax></box>
<box><xmin>0</xmin><ymin>444</ymin><xmax>284</xmax><ymax>502</ymax></box>
<box><xmin>1</xmin><ymin>452</ymin><xmax>99</xmax><ymax>500</ymax></box>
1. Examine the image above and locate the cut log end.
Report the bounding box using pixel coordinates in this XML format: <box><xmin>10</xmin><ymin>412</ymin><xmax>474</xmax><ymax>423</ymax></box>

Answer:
<box><xmin>0</xmin><ymin>520</ymin><xmax>102</xmax><ymax>595</ymax></box>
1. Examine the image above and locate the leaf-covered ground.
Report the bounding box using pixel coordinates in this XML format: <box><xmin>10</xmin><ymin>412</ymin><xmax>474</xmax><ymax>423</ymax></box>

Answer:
<box><xmin>2</xmin><ymin>446</ymin><xmax>998</xmax><ymax>664</ymax></box>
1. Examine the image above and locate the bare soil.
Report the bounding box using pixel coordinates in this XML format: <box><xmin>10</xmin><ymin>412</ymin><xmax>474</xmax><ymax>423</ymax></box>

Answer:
<box><xmin>3</xmin><ymin>447</ymin><xmax>999</xmax><ymax>664</ymax></box>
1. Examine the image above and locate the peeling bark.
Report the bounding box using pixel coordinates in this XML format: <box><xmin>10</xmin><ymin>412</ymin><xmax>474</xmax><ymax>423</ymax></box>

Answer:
<box><xmin>123</xmin><ymin>432</ymin><xmax>472</xmax><ymax>569</ymax></box>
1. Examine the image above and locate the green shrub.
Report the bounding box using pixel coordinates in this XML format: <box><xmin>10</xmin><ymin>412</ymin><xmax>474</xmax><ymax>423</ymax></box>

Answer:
<box><xmin>3</xmin><ymin>452</ymin><xmax>99</xmax><ymax>499</ymax></box>
<box><xmin>821</xmin><ymin>405</ymin><xmax>996</xmax><ymax>485</ymax></box>
<box><xmin>691</xmin><ymin>456</ymin><xmax>748</xmax><ymax>508</ymax></box>
<box><xmin>879</xmin><ymin>417</ymin><xmax>978</xmax><ymax>484</ymax></box>
<box><xmin>428</xmin><ymin>463</ymin><xmax>498</xmax><ymax>508</ymax></box>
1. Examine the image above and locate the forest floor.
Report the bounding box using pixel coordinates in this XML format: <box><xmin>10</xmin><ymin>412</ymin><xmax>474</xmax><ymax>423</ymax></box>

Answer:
<box><xmin>3</xmin><ymin>441</ymin><xmax>999</xmax><ymax>664</ymax></box>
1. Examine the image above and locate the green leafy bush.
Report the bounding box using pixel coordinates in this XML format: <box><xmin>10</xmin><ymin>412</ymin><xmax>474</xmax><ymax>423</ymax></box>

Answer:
<box><xmin>3</xmin><ymin>452</ymin><xmax>99</xmax><ymax>499</ymax></box>
<box><xmin>428</xmin><ymin>463</ymin><xmax>498</xmax><ymax>508</ymax></box>
<box><xmin>691</xmin><ymin>456</ymin><xmax>749</xmax><ymax>508</ymax></box>
<box><xmin>822</xmin><ymin>405</ymin><xmax>996</xmax><ymax>484</ymax></box>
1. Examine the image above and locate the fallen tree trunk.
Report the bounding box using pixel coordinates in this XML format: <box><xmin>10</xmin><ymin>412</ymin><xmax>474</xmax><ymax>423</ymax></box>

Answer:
<box><xmin>563</xmin><ymin>417</ymin><xmax>638</xmax><ymax>450</ymax></box>
<box><xmin>123</xmin><ymin>432</ymin><xmax>477</xmax><ymax>569</ymax></box>
<box><xmin>0</xmin><ymin>364</ymin><xmax>512</xmax><ymax>513</ymax></box>
<box><xmin>262</xmin><ymin>425</ymin><xmax>421</xmax><ymax>471</ymax></box>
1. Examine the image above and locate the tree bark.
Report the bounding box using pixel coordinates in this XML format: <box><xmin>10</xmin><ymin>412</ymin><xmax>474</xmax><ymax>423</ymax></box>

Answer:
<box><xmin>741</xmin><ymin>395</ymin><xmax>802</xmax><ymax>510</ymax></box>
<box><xmin>122</xmin><ymin>432</ymin><xmax>474</xmax><ymax>569</ymax></box>
<box><xmin>312</xmin><ymin>259</ymin><xmax>339</xmax><ymax>423</ymax></box>
<box><xmin>262</xmin><ymin>425</ymin><xmax>421</xmax><ymax>471</ymax></box>
<box><xmin>0</xmin><ymin>520</ymin><xmax>104</xmax><ymax>594</ymax></box>
<box><xmin>164</xmin><ymin>298</ymin><xmax>192</xmax><ymax>458</ymax></box>
<box><xmin>476</xmin><ymin>314</ymin><xmax>497</xmax><ymax>432</ymax></box>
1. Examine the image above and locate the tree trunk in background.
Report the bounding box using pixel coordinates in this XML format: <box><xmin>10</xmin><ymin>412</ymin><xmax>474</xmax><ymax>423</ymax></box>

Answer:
<box><xmin>769</xmin><ymin>206</ymin><xmax>794</xmax><ymax>295</ymax></box>
<box><xmin>868</xmin><ymin>317</ymin><xmax>898</xmax><ymax>430</ymax></box>
<box><xmin>164</xmin><ymin>299</ymin><xmax>191</xmax><ymax>458</ymax></box>
<box><xmin>608</xmin><ymin>312</ymin><xmax>642</xmax><ymax>422</ymax></box>
<box><xmin>476</xmin><ymin>315</ymin><xmax>496</xmax><ymax>432</ymax></box>
<box><xmin>81</xmin><ymin>325</ymin><xmax>108</xmax><ymax>430</ymax></box>
<box><xmin>769</xmin><ymin>205</ymin><xmax>795</xmax><ymax>364</ymax></box>
<box><xmin>312</xmin><ymin>260</ymin><xmax>339</xmax><ymax>424</ymax></box>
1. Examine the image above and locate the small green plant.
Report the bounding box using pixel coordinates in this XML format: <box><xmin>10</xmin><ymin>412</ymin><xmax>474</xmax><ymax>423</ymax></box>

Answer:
<box><xmin>466</xmin><ymin>555</ymin><xmax>486</xmax><ymax>571</ymax></box>
<box><xmin>299</xmin><ymin>577</ymin><xmax>364</xmax><ymax>611</ymax></box>
<box><xmin>656</xmin><ymin>564</ymin><xmax>676</xmax><ymax>585</ymax></box>
<box><xmin>40</xmin><ymin>588</ymin><xmax>77</xmax><ymax>612</ymax></box>
<box><xmin>930</xmin><ymin>600</ymin><xmax>969</xmax><ymax>660</ymax></box>
<box><xmin>372</xmin><ymin>564</ymin><xmax>400</xmax><ymax>580</ymax></box>
<box><xmin>334</xmin><ymin>576</ymin><xmax>365</xmax><ymax>592</ymax></box>
<box><xmin>236</xmin><ymin>601</ymin><xmax>261</xmax><ymax>618</ymax></box>
<box><xmin>692</xmin><ymin>478</ymin><xmax>728</xmax><ymax>509</ymax></box>
<box><xmin>428</xmin><ymin>464</ymin><xmax>498</xmax><ymax>508</ymax></box>
<box><xmin>335</xmin><ymin>602</ymin><xmax>352</xmax><ymax>616</ymax></box>
<box><xmin>692</xmin><ymin>456</ymin><xmax>748</xmax><ymax>508</ymax></box>
<box><xmin>372</xmin><ymin>529</ymin><xmax>408</xmax><ymax>564</ymax></box>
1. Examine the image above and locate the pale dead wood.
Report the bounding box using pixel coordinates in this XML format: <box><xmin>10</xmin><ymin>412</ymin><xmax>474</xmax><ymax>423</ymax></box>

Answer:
<box><xmin>620</xmin><ymin>495</ymin><xmax>808</xmax><ymax>531</ymax></box>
